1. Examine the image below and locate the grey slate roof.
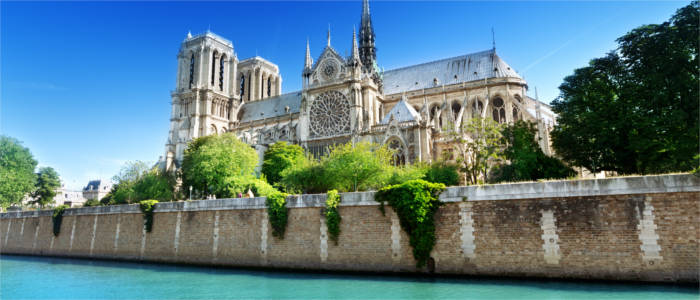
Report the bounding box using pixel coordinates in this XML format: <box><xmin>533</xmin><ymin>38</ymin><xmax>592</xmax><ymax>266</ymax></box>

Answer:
<box><xmin>239</xmin><ymin>91</ymin><xmax>302</xmax><ymax>123</ymax></box>
<box><xmin>382</xmin><ymin>49</ymin><xmax>521</xmax><ymax>95</ymax></box>
<box><xmin>381</xmin><ymin>98</ymin><xmax>421</xmax><ymax>124</ymax></box>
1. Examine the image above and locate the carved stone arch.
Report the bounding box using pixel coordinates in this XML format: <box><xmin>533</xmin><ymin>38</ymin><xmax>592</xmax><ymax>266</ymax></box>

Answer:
<box><xmin>491</xmin><ymin>95</ymin><xmax>506</xmax><ymax>124</ymax></box>
<box><xmin>209</xmin><ymin>124</ymin><xmax>218</xmax><ymax>135</ymax></box>
<box><xmin>383</xmin><ymin>135</ymin><xmax>408</xmax><ymax>166</ymax></box>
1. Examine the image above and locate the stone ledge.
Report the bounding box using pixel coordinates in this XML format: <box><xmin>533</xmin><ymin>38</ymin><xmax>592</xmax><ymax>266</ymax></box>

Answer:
<box><xmin>2</xmin><ymin>174</ymin><xmax>697</xmax><ymax>218</ymax></box>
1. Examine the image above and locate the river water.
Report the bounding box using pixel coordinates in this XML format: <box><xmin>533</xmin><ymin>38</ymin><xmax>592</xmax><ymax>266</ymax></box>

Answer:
<box><xmin>1</xmin><ymin>255</ymin><xmax>696</xmax><ymax>299</ymax></box>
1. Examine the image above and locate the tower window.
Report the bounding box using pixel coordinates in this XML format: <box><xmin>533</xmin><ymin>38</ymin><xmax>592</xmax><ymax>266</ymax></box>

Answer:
<box><xmin>189</xmin><ymin>54</ymin><xmax>195</xmax><ymax>89</ymax></box>
<box><xmin>211</xmin><ymin>51</ymin><xmax>217</xmax><ymax>85</ymax></box>
<box><xmin>267</xmin><ymin>78</ymin><xmax>272</xmax><ymax>97</ymax></box>
<box><xmin>240</xmin><ymin>75</ymin><xmax>245</xmax><ymax>100</ymax></box>
<box><xmin>219</xmin><ymin>55</ymin><xmax>225</xmax><ymax>91</ymax></box>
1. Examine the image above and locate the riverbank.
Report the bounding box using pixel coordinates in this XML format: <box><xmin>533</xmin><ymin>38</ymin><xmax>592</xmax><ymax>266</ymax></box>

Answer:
<box><xmin>2</xmin><ymin>174</ymin><xmax>698</xmax><ymax>283</ymax></box>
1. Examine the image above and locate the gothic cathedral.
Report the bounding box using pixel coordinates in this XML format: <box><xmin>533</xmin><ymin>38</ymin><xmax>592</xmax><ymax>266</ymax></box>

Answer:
<box><xmin>163</xmin><ymin>0</ymin><xmax>556</xmax><ymax>170</ymax></box>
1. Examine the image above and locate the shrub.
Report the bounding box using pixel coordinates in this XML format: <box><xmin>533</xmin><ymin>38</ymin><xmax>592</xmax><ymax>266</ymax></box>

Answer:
<box><xmin>424</xmin><ymin>162</ymin><xmax>460</xmax><ymax>186</ymax></box>
<box><xmin>386</xmin><ymin>164</ymin><xmax>428</xmax><ymax>186</ymax></box>
<box><xmin>266</xmin><ymin>192</ymin><xmax>288</xmax><ymax>239</ymax></box>
<box><xmin>375</xmin><ymin>180</ymin><xmax>445</xmax><ymax>268</ymax></box>
<box><xmin>262</xmin><ymin>142</ymin><xmax>305</xmax><ymax>187</ymax></box>
<box><xmin>181</xmin><ymin>133</ymin><xmax>259</xmax><ymax>198</ymax></box>
<box><xmin>83</xmin><ymin>199</ymin><xmax>101</xmax><ymax>207</ymax></box>
<box><xmin>138</xmin><ymin>200</ymin><xmax>158</xmax><ymax>232</ymax></box>
<box><xmin>325</xmin><ymin>190</ymin><xmax>341</xmax><ymax>245</ymax></box>
<box><xmin>52</xmin><ymin>204</ymin><xmax>70</xmax><ymax>236</ymax></box>
<box><xmin>279</xmin><ymin>156</ymin><xmax>329</xmax><ymax>194</ymax></box>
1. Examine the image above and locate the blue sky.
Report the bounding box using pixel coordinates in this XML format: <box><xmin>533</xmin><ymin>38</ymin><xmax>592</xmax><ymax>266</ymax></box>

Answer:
<box><xmin>0</xmin><ymin>1</ymin><xmax>687</xmax><ymax>189</ymax></box>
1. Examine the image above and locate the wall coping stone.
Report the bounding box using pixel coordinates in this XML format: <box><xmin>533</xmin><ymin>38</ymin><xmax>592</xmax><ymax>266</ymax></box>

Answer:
<box><xmin>2</xmin><ymin>174</ymin><xmax>697</xmax><ymax>218</ymax></box>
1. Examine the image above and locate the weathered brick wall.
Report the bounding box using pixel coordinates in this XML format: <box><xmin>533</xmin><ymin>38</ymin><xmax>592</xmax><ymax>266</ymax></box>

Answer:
<box><xmin>1</xmin><ymin>174</ymin><xmax>698</xmax><ymax>283</ymax></box>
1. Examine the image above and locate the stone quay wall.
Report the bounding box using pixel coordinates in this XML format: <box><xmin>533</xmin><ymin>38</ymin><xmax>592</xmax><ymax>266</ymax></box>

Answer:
<box><xmin>1</xmin><ymin>174</ymin><xmax>698</xmax><ymax>283</ymax></box>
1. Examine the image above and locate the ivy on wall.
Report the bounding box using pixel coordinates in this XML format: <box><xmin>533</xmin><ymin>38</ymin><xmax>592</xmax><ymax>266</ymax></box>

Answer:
<box><xmin>52</xmin><ymin>204</ymin><xmax>69</xmax><ymax>236</ymax></box>
<box><xmin>138</xmin><ymin>200</ymin><xmax>159</xmax><ymax>232</ymax></box>
<box><xmin>266</xmin><ymin>192</ymin><xmax>288</xmax><ymax>239</ymax></box>
<box><xmin>375</xmin><ymin>179</ymin><xmax>445</xmax><ymax>268</ymax></box>
<box><xmin>325</xmin><ymin>190</ymin><xmax>341</xmax><ymax>245</ymax></box>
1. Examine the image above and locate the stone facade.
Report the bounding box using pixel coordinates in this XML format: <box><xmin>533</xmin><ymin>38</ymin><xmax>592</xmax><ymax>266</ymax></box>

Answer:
<box><xmin>162</xmin><ymin>0</ymin><xmax>556</xmax><ymax>170</ymax></box>
<box><xmin>2</xmin><ymin>174</ymin><xmax>698</xmax><ymax>282</ymax></box>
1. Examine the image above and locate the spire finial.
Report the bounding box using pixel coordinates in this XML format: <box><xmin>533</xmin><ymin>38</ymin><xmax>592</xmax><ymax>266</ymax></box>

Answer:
<box><xmin>305</xmin><ymin>38</ymin><xmax>313</xmax><ymax>69</ymax></box>
<box><xmin>491</xmin><ymin>27</ymin><xmax>496</xmax><ymax>50</ymax></box>
<box><xmin>351</xmin><ymin>26</ymin><xmax>361</xmax><ymax>63</ymax></box>
<box><xmin>186</xmin><ymin>30</ymin><xmax>192</xmax><ymax>39</ymax></box>
<box><xmin>327</xmin><ymin>24</ymin><xmax>331</xmax><ymax>47</ymax></box>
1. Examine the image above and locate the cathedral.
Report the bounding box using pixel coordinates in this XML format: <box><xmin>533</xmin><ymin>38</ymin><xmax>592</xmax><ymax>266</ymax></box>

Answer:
<box><xmin>163</xmin><ymin>0</ymin><xmax>556</xmax><ymax>171</ymax></box>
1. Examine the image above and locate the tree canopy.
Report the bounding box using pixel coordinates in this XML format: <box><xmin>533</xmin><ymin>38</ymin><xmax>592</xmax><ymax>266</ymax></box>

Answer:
<box><xmin>181</xmin><ymin>133</ymin><xmax>259</xmax><ymax>198</ymax></box>
<box><xmin>551</xmin><ymin>2</ymin><xmax>699</xmax><ymax>174</ymax></box>
<box><xmin>261</xmin><ymin>141</ymin><xmax>305</xmax><ymax>187</ymax></box>
<box><xmin>32</xmin><ymin>167</ymin><xmax>62</xmax><ymax>208</ymax></box>
<box><xmin>0</xmin><ymin>136</ymin><xmax>38</xmax><ymax>208</ymax></box>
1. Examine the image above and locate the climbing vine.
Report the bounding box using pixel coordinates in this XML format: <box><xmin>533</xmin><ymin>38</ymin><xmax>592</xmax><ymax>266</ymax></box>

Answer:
<box><xmin>52</xmin><ymin>204</ymin><xmax>70</xmax><ymax>236</ymax></box>
<box><xmin>325</xmin><ymin>189</ymin><xmax>341</xmax><ymax>245</ymax></box>
<box><xmin>266</xmin><ymin>192</ymin><xmax>288</xmax><ymax>239</ymax></box>
<box><xmin>375</xmin><ymin>179</ymin><xmax>445</xmax><ymax>268</ymax></box>
<box><xmin>139</xmin><ymin>200</ymin><xmax>158</xmax><ymax>232</ymax></box>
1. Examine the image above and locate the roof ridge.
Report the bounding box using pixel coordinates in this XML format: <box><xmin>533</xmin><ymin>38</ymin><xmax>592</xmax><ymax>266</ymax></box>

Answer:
<box><xmin>383</xmin><ymin>49</ymin><xmax>495</xmax><ymax>74</ymax></box>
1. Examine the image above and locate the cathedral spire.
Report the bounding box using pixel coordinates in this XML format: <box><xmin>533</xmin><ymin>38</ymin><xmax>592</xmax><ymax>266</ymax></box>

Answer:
<box><xmin>351</xmin><ymin>27</ymin><xmax>361</xmax><ymax>63</ymax></box>
<box><xmin>327</xmin><ymin>24</ymin><xmax>331</xmax><ymax>47</ymax></box>
<box><xmin>304</xmin><ymin>38</ymin><xmax>313</xmax><ymax>70</ymax></box>
<box><xmin>359</xmin><ymin>0</ymin><xmax>376</xmax><ymax>69</ymax></box>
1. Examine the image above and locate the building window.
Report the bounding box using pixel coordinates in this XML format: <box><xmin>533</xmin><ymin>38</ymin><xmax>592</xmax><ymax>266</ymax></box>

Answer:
<box><xmin>240</xmin><ymin>75</ymin><xmax>245</xmax><ymax>100</ymax></box>
<box><xmin>472</xmin><ymin>100</ymin><xmax>483</xmax><ymax>118</ymax></box>
<box><xmin>219</xmin><ymin>55</ymin><xmax>225</xmax><ymax>91</ymax></box>
<box><xmin>189</xmin><ymin>54</ymin><xmax>195</xmax><ymax>89</ymax></box>
<box><xmin>451</xmin><ymin>101</ymin><xmax>461</xmax><ymax>118</ymax></box>
<box><xmin>512</xmin><ymin>106</ymin><xmax>520</xmax><ymax>121</ymax></box>
<box><xmin>492</xmin><ymin>97</ymin><xmax>506</xmax><ymax>123</ymax></box>
<box><xmin>267</xmin><ymin>78</ymin><xmax>272</xmax><ymax>97</ymax></box>
<box><xmin>388</xmin><ymin>139</ymin><xmax>406</xmax><ymax>166</ymax></box>
<box><xmin>211</xmin><ymin>51</ymin><xmax>217</xmax><ymax>85</ymax></box>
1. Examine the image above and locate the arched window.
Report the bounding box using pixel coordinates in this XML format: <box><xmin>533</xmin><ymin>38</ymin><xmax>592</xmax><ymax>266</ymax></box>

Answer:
<box><xmin>388</xmin><ymin>138</ymin><xmax>406</xmax><ymax>166</ymax></box>
<box><xmin>209</xmin><ymin>124</ymin><xmax>217</xmax><ymax>135</ymax></box>
<box><xmin>211</xmin><ymin>51</ymin><xmax>217</xmax><ymax>85</ymax></box>
<box><xmin>512</xmin><ymin>106</ymin><xmax>520</xmax><ymax>121</ymax></box>
<box><xmin>240</xmin><ymin>75</ymin><xmax>245</xmax><ymax>100</ymax></box>
<box><xmin>267</xmin><ymin>78</ymin><xmax>272</xmax><ymax>97</ymax></box>
<box><xmin>451</xmin><ymin>101</ymin><xmax>461</xmax><ymax>117</ymax></box>
<box><xmin>189</xmin><ymin>54</ymin><xmax>195</xmax><ymax>89</ymax></box>
<box><xmin>472</xmin><ymin>99</ymin><xmax>483</xmax><ymax>118</ymax></box>
<box><xmin>219</xmin><ymin>55</ymin><xmax>225</xmax><ymax>91</ymax></box>
<box><xmin>492</xmin><ymin>97</ymin><xmax>506</xmax><ymax>123</ymax></box>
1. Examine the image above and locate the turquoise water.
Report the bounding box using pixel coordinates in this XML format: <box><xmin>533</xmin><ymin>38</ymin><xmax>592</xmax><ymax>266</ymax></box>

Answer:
<box><xmin>1</xmin><ymin>255</ymin><xmax>697</xmax><ymax>299</ymax></box>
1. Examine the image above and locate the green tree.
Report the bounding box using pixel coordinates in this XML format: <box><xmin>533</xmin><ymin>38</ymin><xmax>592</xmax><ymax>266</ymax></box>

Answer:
<box><xmin>261</xmin><ymin>141</ymin><xmax>305</xmax><ymax>187</ymax></box>
<box><xmin>0</xmin><ymin>136</ymin><xmax>38</xmax><ymax>208</ymax></box>
<box><xmin>133</xmin><ymin>169</ymin><xmax>177</xmax><ymax>201</ymax></box>
<box><xmin>106</xmin><ymin>161</ymin><xmax>151</xmax><ymax>204</ymax></box>
<box><xmin>495</xmin><ymin>121</ymin><xmax>574</xmax><ymax>182</ymax></box>
<box><xmin>181</xmin><ymin>133</ymin><xmax>259</xmax><ymax>198</ymax></box>
<box><xmin>552</xmin><ymin>2</ymin><xmax>699</xmax><ymax>174</ymax></box>
<box><xmin>279</xmin><ymin>155</ymin><xmax>329</xmax><ymax>194</ymax></box>
<box><xmin>323</xmin><ymin>142</ymin><xmax>393</xmax><ymax>192</ymax></box>
<box><xmin>32</xmin><ymin>167</ymin><xmax>62</xmax><ymax>208</ymax></box>
<box><xmin>447</xmin><ymin>118</ymin><xmax>504</xmax><ymax>184</ymax></box>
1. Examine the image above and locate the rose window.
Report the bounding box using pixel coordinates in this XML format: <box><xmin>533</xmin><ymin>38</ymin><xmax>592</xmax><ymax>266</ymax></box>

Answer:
<box><xmin>309</xmin><ymin>91</ymin><xmax>351</xmax><ymax>137</ymax></box>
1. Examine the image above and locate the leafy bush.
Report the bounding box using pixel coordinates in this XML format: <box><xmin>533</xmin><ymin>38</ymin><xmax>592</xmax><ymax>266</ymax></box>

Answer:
<box><xmin>52</xmin><ymin>204</ymin><xmax>70</xmax><ymax>236</ymax></box>
<box><xmin>386</xmin><ymin>164</ymin><xmax>428</xmax><ymax>186</ymax></box>
<box><xmin>266</xmin><ymin>192</ymin><xmax>288</xmax><ymax>239</ymax></box>
<box><xmin>181</xmin><ymin>133</ymin><xmax>259</xmax><ymax>198</ymax></box>
<box><xmin>223</xmin><ymin>176</ymin><xmax>278</xmax><ymax>198</ymax></box>
<box><xmin>83</xmin><ymin>199</ymin><xmax>101</xmax><ymax>207</ymax></box>
<box><xmin>138</xmin><ymin>200</ymin><xmax>158</xmax><ymax>232</ymax></box>
<box><xmin>494</xmin><ymin>121</ymin><xmax>575</xmax><ymax>182</ymax></box>
<box><xmin>262</xmin><ymin>142</ymin><xmax>305</xmax><ymax>187</ymax></box>
<box><xmin>424</xmin><ymin>162</ymin><xmax>460</xmax><ymax>186</ymax></box>
<box><xmin>375</xmin><ymin>180</ymin><xmax>445</xmax><ymax>268</ymax></box>
<box><xmin>325</xmin><ymin>190</ymin><xmax>341</xmax><ymax>245</ymax></box>
<box><xmin>279</xmin><ymin>156</ymin><xmax>329</xmax><ymax>194</ymax></box>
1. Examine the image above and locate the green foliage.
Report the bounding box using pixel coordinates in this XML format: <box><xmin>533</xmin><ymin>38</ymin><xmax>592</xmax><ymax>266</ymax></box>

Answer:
<box><xmin>386</xmin><ymin>163</ymin><xmax>428</xmax><ymax>186</ymax></box>
<box><xmin>31</xmin><ymin>167</ymin><xmax>62</xmax><ymax>208</ymax></box>
<box><xmin>105</xmin><ymin>162</ymin><xmax>177</xmax><ymax>205</ymax></box>
<box><xmin>424</xmin><ymin>162</ymin><xmax>460</xmax><ymax>186</ymax></box>
<box><xmin>223</xmin><ymin>176</ymin><xmax>278</xmax><ymax>198</ymax></box>
<box><xmin>552</xmin><ymin>2</ymin><xmax>699</xmax><ymax>174</ymax></box>
<box><xmin>138</xmin><ymin>200</ymin><xmax>158</xmax><ymax>232</ymax></box>
<box><xmin>323</xmin><ymin>142</ymin><xmax>393</xmax><ymax>192</ymax></box>
<box><xmin>181</xmin><ymin>133</ymin><xmax>259</xmax><ymax>198</ymax></box>
<box><xmin>0</xmin><ymin>136</ymin><xmax>38</xmax><ymax>208</ymax></box>
<box><xmin>375</xmin><ymin>180</ymin><xmax>446</xmax><ymax>268</ymax></box>
<box><xmin>280</xmin><ymin>141</ymin><xmax>394</xmax><ymax>193</ymax></box>
<box><xmin>52</xmin><ymin>204</ymin><xmax>69</xmax><ymax>236</ymax></box>
<box><xmin>262</xmin><ymin>142</ymin><xmax>305</xmax><ymax>187</ymax></box>
<box><xmin>133</xmin><ymin>169</ymin><xmax>177</xmax><ymax>201</ymax></box>
<box><xmin>494</xmin><ymin>121</ymin><xmax>575</xmax><ymax>182</ymax></box>
<box><xmin>325</xmin><ymin>190</ymin><xmax>342</xmax><ymax>245</ymax></box>
<box><xmin>446</xmin><ymin>118</ymin><xmax>504</xmax><ymax>184</ymax></box>
<box><xmin>266</xmin><ymin>192</ymin><xmax>288</xmax><ymax>239</ymax></box>
<box><xmin>83</xmin><ymin>198</ymin><xmax>101</xmax><ymax>207</ymax></box>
